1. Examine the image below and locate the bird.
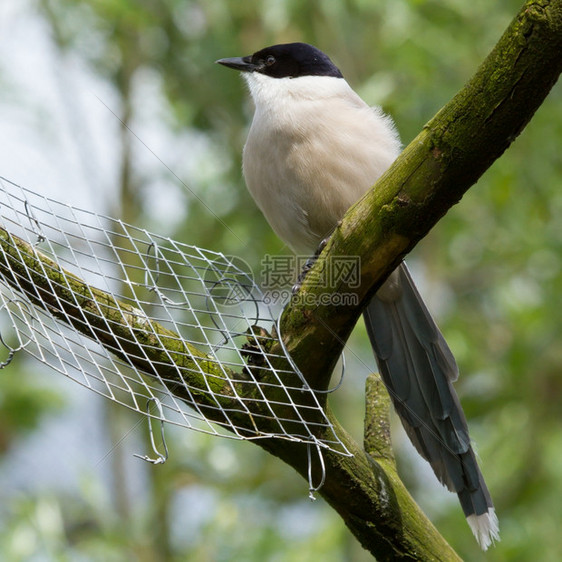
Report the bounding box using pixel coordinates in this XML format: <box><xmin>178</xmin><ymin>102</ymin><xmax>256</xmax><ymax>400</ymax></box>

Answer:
<box><xmin>217</xmin><ymin>42</ymin><xmax>499</xmax><ymax>549</ymax></box>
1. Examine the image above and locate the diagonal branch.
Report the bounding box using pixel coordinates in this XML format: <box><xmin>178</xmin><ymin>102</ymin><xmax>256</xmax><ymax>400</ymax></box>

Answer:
<box><xmin>278</xmin><ymin>0</ymin><xmax>562</xmax><ymax>392</ymax></box>
<box><xmin>0</xmin><ymin>227</ymin><xmax>269</xmax><ymax>430</ymax></box>
<box><xmin>262</xmin><ymin>1</ymin><xmax>561</xmax><ymax>558</ymax></box>
<box><xmin>0</xmin><ymin>220</ymin><xmax>461</xmax><ymax>560</ymax></box>
<box><xmin>0</xmin><ymin>221</ymin><xmax>461</xmax><ymax>560</ymax></box>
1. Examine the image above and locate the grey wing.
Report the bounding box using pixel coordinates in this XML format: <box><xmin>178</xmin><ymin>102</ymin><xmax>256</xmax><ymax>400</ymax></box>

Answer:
<box><xmin>363</xmin><ymin>262</ymin><xmax>494</xmax><ymax>520</ymax></box>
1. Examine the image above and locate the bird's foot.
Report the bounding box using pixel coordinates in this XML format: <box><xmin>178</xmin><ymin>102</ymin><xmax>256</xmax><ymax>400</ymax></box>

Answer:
<box><xmin>292</xmin><ymin>255</ymin><xmax>316</xmax><ymax>294</ymax></box>
<box><xmin>291</xmin><ymin>236</ymin><xmax>330</xmax><ymax>294</ymax></box>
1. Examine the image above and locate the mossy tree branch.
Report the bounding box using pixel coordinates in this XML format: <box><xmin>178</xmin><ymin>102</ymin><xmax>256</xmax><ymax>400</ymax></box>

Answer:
<box><xmin>0</xmin><ymin>1</ymin><xmax>560</xmax><ymax>560</ymax></box>
<box><xmin>0</xmin><ymin>226</ymin><xmax>459</xmax><ymax>560</ymax></box>
<box><xmin>277</xmin><ymin>0</ymin><xmax>562</xmax><ymax>392</ymax></box>
<box><xmin>255</xmin><ymin>1</ymin><xmax>562</xmax><ymax>558</ymax></box>
<box><xmin>260</xmin><ymin>3</ymin><xmax>562</xmax><ymax>557</ymax></box>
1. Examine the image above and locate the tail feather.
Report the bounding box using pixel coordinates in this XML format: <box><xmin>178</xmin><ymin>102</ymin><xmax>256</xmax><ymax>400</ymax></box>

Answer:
<box><xmin>364</xmin><ymin>262</ymin><xmax>497</xmax><ymax>548</ymax></box>
<box><xmin>467</xmin><ymin>509</ymin><xmax>500</xmax><ymax>551</ymax></box>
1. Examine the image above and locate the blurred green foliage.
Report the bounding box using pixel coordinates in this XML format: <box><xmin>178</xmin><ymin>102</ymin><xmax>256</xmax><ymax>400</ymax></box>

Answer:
<box><xmin>0</xmin><ymin>0</ymin><xmax>561</xmax><ymax>560</ymax></box>
<box><xmin>0</xmin><ymin>359</ymin><xmax>64</xmax><ymax>453</ymax></box>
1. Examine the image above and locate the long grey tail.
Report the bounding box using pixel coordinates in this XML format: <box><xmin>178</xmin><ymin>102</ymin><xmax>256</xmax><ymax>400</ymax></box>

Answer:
<box><xmin>363</xmin><ymin>263</ymin><xmax>499</xmax><ymax>550</ymax></box>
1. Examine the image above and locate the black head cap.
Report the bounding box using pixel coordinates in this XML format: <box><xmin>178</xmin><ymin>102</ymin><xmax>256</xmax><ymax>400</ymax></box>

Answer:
<box><xmin>216</xmin><ymin>42</ymin><xmax>343</xmax><ymax>79</ymax></box>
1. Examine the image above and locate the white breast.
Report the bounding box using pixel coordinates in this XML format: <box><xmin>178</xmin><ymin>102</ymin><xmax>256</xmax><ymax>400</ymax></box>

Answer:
<box><xmin>242</xmin><ymin>73</ymin><xmax>401</xmax><ymax>255</ymax></box>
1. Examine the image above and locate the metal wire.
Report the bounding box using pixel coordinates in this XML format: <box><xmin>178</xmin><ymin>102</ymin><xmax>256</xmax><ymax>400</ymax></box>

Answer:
<box><xmin>133</xmin><ymin>398</ymin><xmax>169</xmax><ymax>464</ymax></box>
<box><xmin>0</xmin><ymin>176</ymin><xmax>350</xmax><ymax>456</ymax></box>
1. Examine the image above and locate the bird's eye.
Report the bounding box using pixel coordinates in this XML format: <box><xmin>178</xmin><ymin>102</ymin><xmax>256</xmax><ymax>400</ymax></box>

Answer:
<box><xmin>265</xmin><ymin>55</ymin><xmax>276</xmax><ymax>66</ymax></box>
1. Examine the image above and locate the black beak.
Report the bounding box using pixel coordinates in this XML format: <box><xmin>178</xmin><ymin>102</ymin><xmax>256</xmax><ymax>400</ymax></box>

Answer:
<box><xmin>215</xmin><ymin>56</ymin><xmax>257</xmax><ymax>72</ymax></box>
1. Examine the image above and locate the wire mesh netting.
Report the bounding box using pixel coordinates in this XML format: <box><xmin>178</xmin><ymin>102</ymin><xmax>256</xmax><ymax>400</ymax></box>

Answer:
<box><xmin>0</xmin><ymin>176</ymin><xmax>350</xmax><ymax>456</ymax></box>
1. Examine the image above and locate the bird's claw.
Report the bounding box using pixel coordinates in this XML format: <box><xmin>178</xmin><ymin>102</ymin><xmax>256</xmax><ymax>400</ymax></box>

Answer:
<box><xmin>291</xmin><ymin>236</ymin><xmax>330</xmax><ymax>294</ymax></box>
<box><xmin>292</xmin><ymin>255</ymin><xmax>317</xmax><ymax>294</ymax></box>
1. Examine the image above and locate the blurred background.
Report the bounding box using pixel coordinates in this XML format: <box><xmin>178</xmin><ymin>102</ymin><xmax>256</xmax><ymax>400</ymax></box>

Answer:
<box><xmin>0</xmin><ymin>0</ymin><xmax>561</xmax><ymax>560</ymax></box>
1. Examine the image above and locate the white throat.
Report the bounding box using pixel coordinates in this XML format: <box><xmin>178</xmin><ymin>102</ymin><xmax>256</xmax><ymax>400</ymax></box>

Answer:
<box><xmin>243</xmin><ymin>72</ymin><xmax>364</xmax><ymax>110</ymax></box>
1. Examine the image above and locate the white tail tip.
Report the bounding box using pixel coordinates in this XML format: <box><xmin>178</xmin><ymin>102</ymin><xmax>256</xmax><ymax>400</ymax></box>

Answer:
<box><xmin>466</xmin><ymin>508</ymin><xmax>500</xmax><ymax>550</ymax></box>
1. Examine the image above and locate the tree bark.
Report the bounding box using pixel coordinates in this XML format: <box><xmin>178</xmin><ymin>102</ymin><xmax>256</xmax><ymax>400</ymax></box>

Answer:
<box><xmin>0</xmin><ymin>226</ymin><xmax>461</xmax><ymax>560</ymax></box>
<box><xmin>278</xmin><ymin>0</ymin><xmax>562</xmax><ymax>392</ymax></box>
